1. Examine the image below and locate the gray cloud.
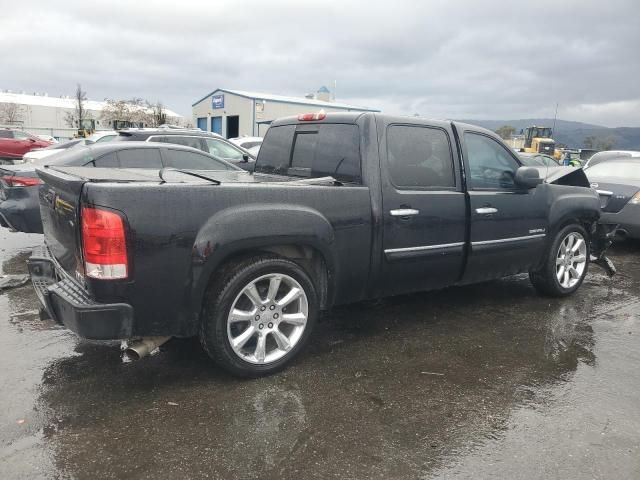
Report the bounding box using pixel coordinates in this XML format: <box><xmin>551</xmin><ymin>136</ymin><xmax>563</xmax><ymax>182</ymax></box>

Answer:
<box><xmin>1</xmin><ymin>0</ymin><xmax>639</xmax><ymax>126</ymax></box>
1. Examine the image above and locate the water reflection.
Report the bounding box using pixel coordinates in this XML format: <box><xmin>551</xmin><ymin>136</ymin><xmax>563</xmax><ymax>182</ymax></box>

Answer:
<box><xmin>30</xmin><ymin>269</ymin><xmax>620</xmax><ymax>479</ymax></box>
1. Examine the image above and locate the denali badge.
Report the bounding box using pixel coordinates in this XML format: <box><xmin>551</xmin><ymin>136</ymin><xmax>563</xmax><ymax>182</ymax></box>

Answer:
<box><xmin>529</xmin><ymin>228</ymin><xmax>546</xmax><ymax>234</ymax></box>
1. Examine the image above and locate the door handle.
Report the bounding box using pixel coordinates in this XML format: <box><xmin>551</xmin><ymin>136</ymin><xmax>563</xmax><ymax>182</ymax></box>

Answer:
<box><xmin>390</xmin><ymin>208</ymin><xmax>419</xmax><ymax>217</ymax></box>
<box><xmin>475</xmin><ymin>207</ymin><xmax>498</xmax><ymax>214</ymax></box>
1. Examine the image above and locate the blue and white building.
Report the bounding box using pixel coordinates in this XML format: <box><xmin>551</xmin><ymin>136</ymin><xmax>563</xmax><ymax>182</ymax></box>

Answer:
<box><xmin>191</xmin><ymin>87</ymin><xmax>379</xmax><ymax>138</ymax></box>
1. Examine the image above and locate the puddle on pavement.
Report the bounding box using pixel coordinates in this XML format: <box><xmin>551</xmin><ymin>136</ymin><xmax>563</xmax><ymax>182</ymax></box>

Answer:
<box><xmin>1</xmin><ymin>236</ymin><xmax>639</xmax><ymax>479</ymax></box>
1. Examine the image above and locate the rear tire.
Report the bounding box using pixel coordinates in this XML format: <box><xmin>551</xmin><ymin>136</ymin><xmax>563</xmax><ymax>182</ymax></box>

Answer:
<box><xmin>200</xmin><ymin>255</ymin><xmax>318</xmax><ymax>377</ymax></box>
<box><xmin>529</xmin><ymin>224</ymin><xmax>590</xmax><ymax>297</ymax></box>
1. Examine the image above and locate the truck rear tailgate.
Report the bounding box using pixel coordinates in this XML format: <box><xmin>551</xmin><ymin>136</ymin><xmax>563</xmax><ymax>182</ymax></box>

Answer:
<box><xmin>36</xmin><ymin>167</ymin><xmax>88</xmax><ymax>279</ymax></box>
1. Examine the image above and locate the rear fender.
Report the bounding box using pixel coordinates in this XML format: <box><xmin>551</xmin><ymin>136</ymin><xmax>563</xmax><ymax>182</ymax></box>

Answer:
<box><xmin>188</xmin><ymin>203</ymin><xmax>336</xmax><ymax>325</ymax></box>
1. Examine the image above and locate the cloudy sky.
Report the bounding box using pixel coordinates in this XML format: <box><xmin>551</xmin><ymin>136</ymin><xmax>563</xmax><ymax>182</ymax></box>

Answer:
<box><xmin>2</xmin><ymin>0</ymin><xmax>639</xmax><ymax>126</ymax></box>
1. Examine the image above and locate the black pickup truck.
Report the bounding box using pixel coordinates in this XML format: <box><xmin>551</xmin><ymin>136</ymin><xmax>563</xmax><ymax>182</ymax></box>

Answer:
<box><xmin>29</xmin><ymin>112</ymin><xmax>615</xmax><ymax>376</ymax></box>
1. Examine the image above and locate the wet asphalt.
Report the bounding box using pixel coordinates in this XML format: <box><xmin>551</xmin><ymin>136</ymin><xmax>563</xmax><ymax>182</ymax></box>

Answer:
<box><xmin>0</xmin><ymin>229</ymin><xmax>638</xmax><ymax>480</ymax></box>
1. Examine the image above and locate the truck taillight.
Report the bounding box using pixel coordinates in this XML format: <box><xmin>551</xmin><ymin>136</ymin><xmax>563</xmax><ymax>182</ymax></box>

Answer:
<box><xmin>1</xmin><ymin>175</ymin><xmax>43</xmax><ymax>187</ymax></box>
<box><xmin>81</xmin><ymin>207</ymin><xmax>128</xmax><ymax>280</ymax></box>
<box><xmin>298</xmin><ymin>111</ymin><xmax>326</xmax><ymax>121</ymax></box>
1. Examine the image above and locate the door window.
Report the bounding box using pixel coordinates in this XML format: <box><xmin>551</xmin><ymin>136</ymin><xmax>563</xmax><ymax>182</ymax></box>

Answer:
<box><xmin>204</xmin><ymin>138</ymin><xmax>245</xmax><ymax>161</ymax></box>
<box><xmin>0</xmin><ymin>130</ymin><xmax>12</xmax><ymax>138</ymax></box>
<box><xmin>163</xmin><ymin>136</ymin><xmax>203</xmax><ymax>151</ymax></box>
<box><xmin>464</xmin><ymin>133</ymin><xmax>520</xmax><ymax>189</ymax></box>
<box><xmin>163</xmin><ymin>149</ymin><xmax>235</xmax><ymax>170</ymax></box>
<box><xmin>386</xmin><ymin>125</ymin><xmax>455</xmax><ymax>188</ymax></box>
<box><xmin>117</xmin><ymin>148</ymin><xmax>163</xmax><ymax>168</ymax></box>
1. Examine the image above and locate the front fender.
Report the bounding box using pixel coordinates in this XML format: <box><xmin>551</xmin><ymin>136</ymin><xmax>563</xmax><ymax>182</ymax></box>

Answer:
<box><xmin>188</xmin><ymin>203</ymin><xmax>336</xmax><ymax>325</ymax></box>
<box><xmin>548</xmin><ymin>186</ymin><xmax>600</xmax><ymax>229</ymax></box>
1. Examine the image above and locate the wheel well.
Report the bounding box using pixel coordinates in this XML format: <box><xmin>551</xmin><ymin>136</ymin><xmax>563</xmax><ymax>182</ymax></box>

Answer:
<box><xmin>210</xmin><ymin>245</ymin><xmax>330</xmax><ymax>309</ymax></box>
<box><xmin>553</xmin><ymin>216</ymin><xmax>597</xmax><ymax>238</ymax></box>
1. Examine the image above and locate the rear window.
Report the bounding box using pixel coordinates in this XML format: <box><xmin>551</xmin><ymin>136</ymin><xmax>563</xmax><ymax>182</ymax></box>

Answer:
<box><xmin>163</xmin><ymin>149</ymin><xmax>236</xmax><ymax>170</ymax></box>
<box><xmin>117</xmin><ymin>148</ymin><xmax>162</xmax><ymax>168</ymax></box>
<box><xmin>0</xmin><ymin>130</ymin><xmax>11</xmax><ymax>138</ymax></box>
<box><xmin>255</xmin><ymin>124</ymin><xmax>361</xmax><ymax>183</ymax></box>
<box><xmin>93</xmin><ymin>152</ymin><xmax>120</xmax><ymax>168</ymax></box>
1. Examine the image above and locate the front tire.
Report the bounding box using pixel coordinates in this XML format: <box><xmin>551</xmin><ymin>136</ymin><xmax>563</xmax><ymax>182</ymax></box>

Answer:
<box><xmin>529</xmin><ymin>224</ymin><xmax>590</xmax><ymax>297</ymax></box>
<box><xmin>200</xmin><ymin>255</ymin><xmax>318</xmax><ymax>377</ymax></box>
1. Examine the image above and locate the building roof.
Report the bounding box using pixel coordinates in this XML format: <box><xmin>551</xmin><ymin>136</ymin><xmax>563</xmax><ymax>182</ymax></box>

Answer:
<box><xmin>0</xmin><ymin>91</ymin><xmax>183</xmax><ymax>118</ymax></box>
<box><xmin>192</xmin><ymin>88</ymin><xmax>379</xmax><ymax>112</ymax></box>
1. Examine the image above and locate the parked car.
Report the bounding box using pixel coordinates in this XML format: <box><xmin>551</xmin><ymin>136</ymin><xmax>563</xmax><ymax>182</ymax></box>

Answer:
<box><xmin>519</xmin><ymin>152</ymin><xmax>560</xmax><ymax>167</ymax></box>
<box><xmin>29</xmin><ymin>113</ymin><xmax>616</xmax><ymax>377</ymax></box>
<box><xmin>584</xmin><ymin>150</ymin><xmax>640</xmax><ymax>168</ymax></box>
<box><xmin>115</xmin><ymin>128</ymin><xmax>256</xmax><ymax>171</ymax></box>
<box><xmin>0</xmin><ymin>142</ymin><xmax>238</xmax><ymax>233</ymax></box>
<box><xmin>0</xmin><ymin>128</ymin><xmax>52</xmax><ymax>164</ymax></box>
<box><xmin>585</xmin><ymin>158</ymin><xmax>640</xmax><ymax>240</ymax></box>
<box><xmin>229</xmin><ymin>136</ymin><xmax>263</xmax><ymax>152</ymax></box>
<box><xmin>20</xmin><ymin>139</ymin><xmax>89</xmax><ymax>163</ymax></box>
<box><xmin>86</xmin><ymin>130</ymin><xmax>119</xmax><ymax>143</ymax></box>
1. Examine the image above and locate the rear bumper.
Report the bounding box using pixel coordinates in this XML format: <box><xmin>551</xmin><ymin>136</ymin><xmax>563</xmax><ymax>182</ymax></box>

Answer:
<box><xmin>28</xmin><ymin>245</ymin><xmax>134</xmax><ymax>340</ymax></box>
<box><xmin>600</xmin><ymin>204</ymin><xmax>640</xmax><ymax>239</ymax></box>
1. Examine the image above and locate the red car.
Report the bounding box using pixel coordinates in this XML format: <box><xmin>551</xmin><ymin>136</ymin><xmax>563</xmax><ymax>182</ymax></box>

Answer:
<box><xmin>0</xmin><ymin>129</ymin><xmax>52</xmax><ymax>164</ymax></box>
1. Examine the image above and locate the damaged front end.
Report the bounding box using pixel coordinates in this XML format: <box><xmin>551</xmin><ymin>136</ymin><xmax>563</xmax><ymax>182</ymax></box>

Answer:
<box><xmin>590</xmin><ymin>222</ymin><xmax>618</xmax><ymax>277</ymax></box>
<box><xmin>538</xmin><ymin>166</ymin><xmax>617</xmax><ymax>277</ymax></box>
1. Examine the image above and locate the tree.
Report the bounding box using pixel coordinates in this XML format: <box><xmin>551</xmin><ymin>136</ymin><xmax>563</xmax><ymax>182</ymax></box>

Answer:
<box><xmin>101</xmin><ymin>98</ymin><xmax>149</xmax><ymax>127</ymax></box>
<box><xmin>0</xmin><ymin>102</ymin><xmax>25</xmax><ymax>124</ymax></box>
<box><xmin>146</xmin><ymin>101</ymin><xmax>167</xmax><ymax>127</ymax></box>
<box><xmin>64</xmin><ymin>84</ymin><xmax>92</xmax><ymax>130</ymax></box>
<box><xmin>495</xmin><ymin>125</ymin><xmax>516</xmax><ymax>140</ymax></box>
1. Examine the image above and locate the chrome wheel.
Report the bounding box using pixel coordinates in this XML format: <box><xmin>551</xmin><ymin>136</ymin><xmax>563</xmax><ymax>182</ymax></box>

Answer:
<box><xmin>227</xmin><ymin>273</ymin><xmax>308</xmax><ymax>364</ymax></box>
<box><xmin>555</xmin><ymin>231</ymin><xmax>587</xmax><ymax>289</ymax></box>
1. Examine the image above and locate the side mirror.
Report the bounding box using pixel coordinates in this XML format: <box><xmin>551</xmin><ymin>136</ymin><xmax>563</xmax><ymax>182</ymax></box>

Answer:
<box><xmin>514</xmin><ymin>166</ymin><xmax>543</xmax><ymax>189</ymax></box>
<box><xmin>28</xmin><ymin>138</ymin><xmax>36</xmax><ymax>142</ymax></box>
<box><xmin>242</xmin><ymin>153</ymin><xmax>249</xmax><ymax>162</ymax></box>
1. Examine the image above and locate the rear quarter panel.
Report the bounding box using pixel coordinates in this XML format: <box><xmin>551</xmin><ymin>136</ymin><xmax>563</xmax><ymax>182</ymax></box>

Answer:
<box><xmin>83</xmin><ymin>181</ymin><xmax>372</xmax><ymax>337</ymax></box>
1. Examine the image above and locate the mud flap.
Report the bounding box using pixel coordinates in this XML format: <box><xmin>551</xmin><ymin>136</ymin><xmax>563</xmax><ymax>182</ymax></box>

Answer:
<box><xmin>590</xmin><ymin>223</ymin><xmax>617</xmax><ymax>277</ymax></box>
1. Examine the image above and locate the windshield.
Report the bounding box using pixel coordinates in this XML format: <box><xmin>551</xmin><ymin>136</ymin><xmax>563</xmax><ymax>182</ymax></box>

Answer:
<box><xmin>586</xmin><ymin>161</ymin><xmax>640</xmax><ymax>180</ymax></box>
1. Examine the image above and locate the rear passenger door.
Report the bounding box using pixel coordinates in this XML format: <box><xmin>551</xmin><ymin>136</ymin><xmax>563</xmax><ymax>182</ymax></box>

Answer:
<box><xmin>380</xmin><ymin>120</ymin><xmax>466</xmax><ymax>295</ymax></box>
<box><xmin>460</xmin><ymin>129</ymin><xmax>548</xmax><ymax>283</ymax></box>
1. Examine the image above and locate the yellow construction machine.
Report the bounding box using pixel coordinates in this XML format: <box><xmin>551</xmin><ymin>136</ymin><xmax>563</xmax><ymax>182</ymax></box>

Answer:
<box><xmin>522</xmin><ymin>126</ymin><xmax>561</xmax><ymax>160</ymax></box>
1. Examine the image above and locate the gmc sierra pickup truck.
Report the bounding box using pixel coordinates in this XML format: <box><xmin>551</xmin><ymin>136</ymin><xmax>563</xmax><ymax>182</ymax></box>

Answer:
<box><xmin>29</xmin><ymin>112</ymin><xmax>615</xmax><ymax>376</ymax></box>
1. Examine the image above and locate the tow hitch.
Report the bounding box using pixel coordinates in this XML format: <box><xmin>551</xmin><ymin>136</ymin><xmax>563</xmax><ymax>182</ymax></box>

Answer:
<box><xmin>590</xmin><ymin>223</ymin><xmax>618</xmax><ymax>277</ymax></box>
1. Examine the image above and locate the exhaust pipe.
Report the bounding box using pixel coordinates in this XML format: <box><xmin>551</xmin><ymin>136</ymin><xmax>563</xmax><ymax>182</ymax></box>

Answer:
<box><xmin>124</xmin><ymin>336</ymin><xmax>171</xmax><ymax>360</ymax></box>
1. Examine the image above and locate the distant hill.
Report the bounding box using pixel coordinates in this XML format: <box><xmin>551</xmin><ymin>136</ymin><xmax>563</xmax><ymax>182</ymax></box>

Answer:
<box><xmin>457</xmin><ymin>118</ymin><xmax>640</xmax><ymax>150</ymax></box>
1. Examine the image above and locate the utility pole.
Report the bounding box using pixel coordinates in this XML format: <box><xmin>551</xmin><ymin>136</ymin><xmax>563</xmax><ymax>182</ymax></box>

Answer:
<box><xmin>552</xmin><ymin>102</ymin><xmax>559</xmax><ymax>133</ymax></box>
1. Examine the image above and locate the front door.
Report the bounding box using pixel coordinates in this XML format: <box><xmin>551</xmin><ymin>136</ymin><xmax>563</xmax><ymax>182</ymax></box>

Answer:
<box><xmin>380</xmin><ymin>120</ymin><xmax>466</xmax><ymax>296</ymax></box>
<box><xmin>460</xmin><ymin>130</ymin><xmax>548</xmax><ymax>283</ymax></box>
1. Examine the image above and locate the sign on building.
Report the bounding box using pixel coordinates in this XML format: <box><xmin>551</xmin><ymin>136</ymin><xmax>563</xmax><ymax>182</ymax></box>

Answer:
<box><xmin>212</xmin><ymin>94</ymin><xmax>224</xmax><ymax>109</ymax></box>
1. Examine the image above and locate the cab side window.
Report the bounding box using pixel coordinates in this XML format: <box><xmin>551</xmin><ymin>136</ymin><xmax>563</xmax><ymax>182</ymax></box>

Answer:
<box><xmin>464</xmin><ymin>133</ymin><xmax>520</xmax><ymax>189</ymax></box>
<box><xmin>386</xmin><ymin>125</ymin><xmax>455</xmax><ymax>189</ymax></box>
